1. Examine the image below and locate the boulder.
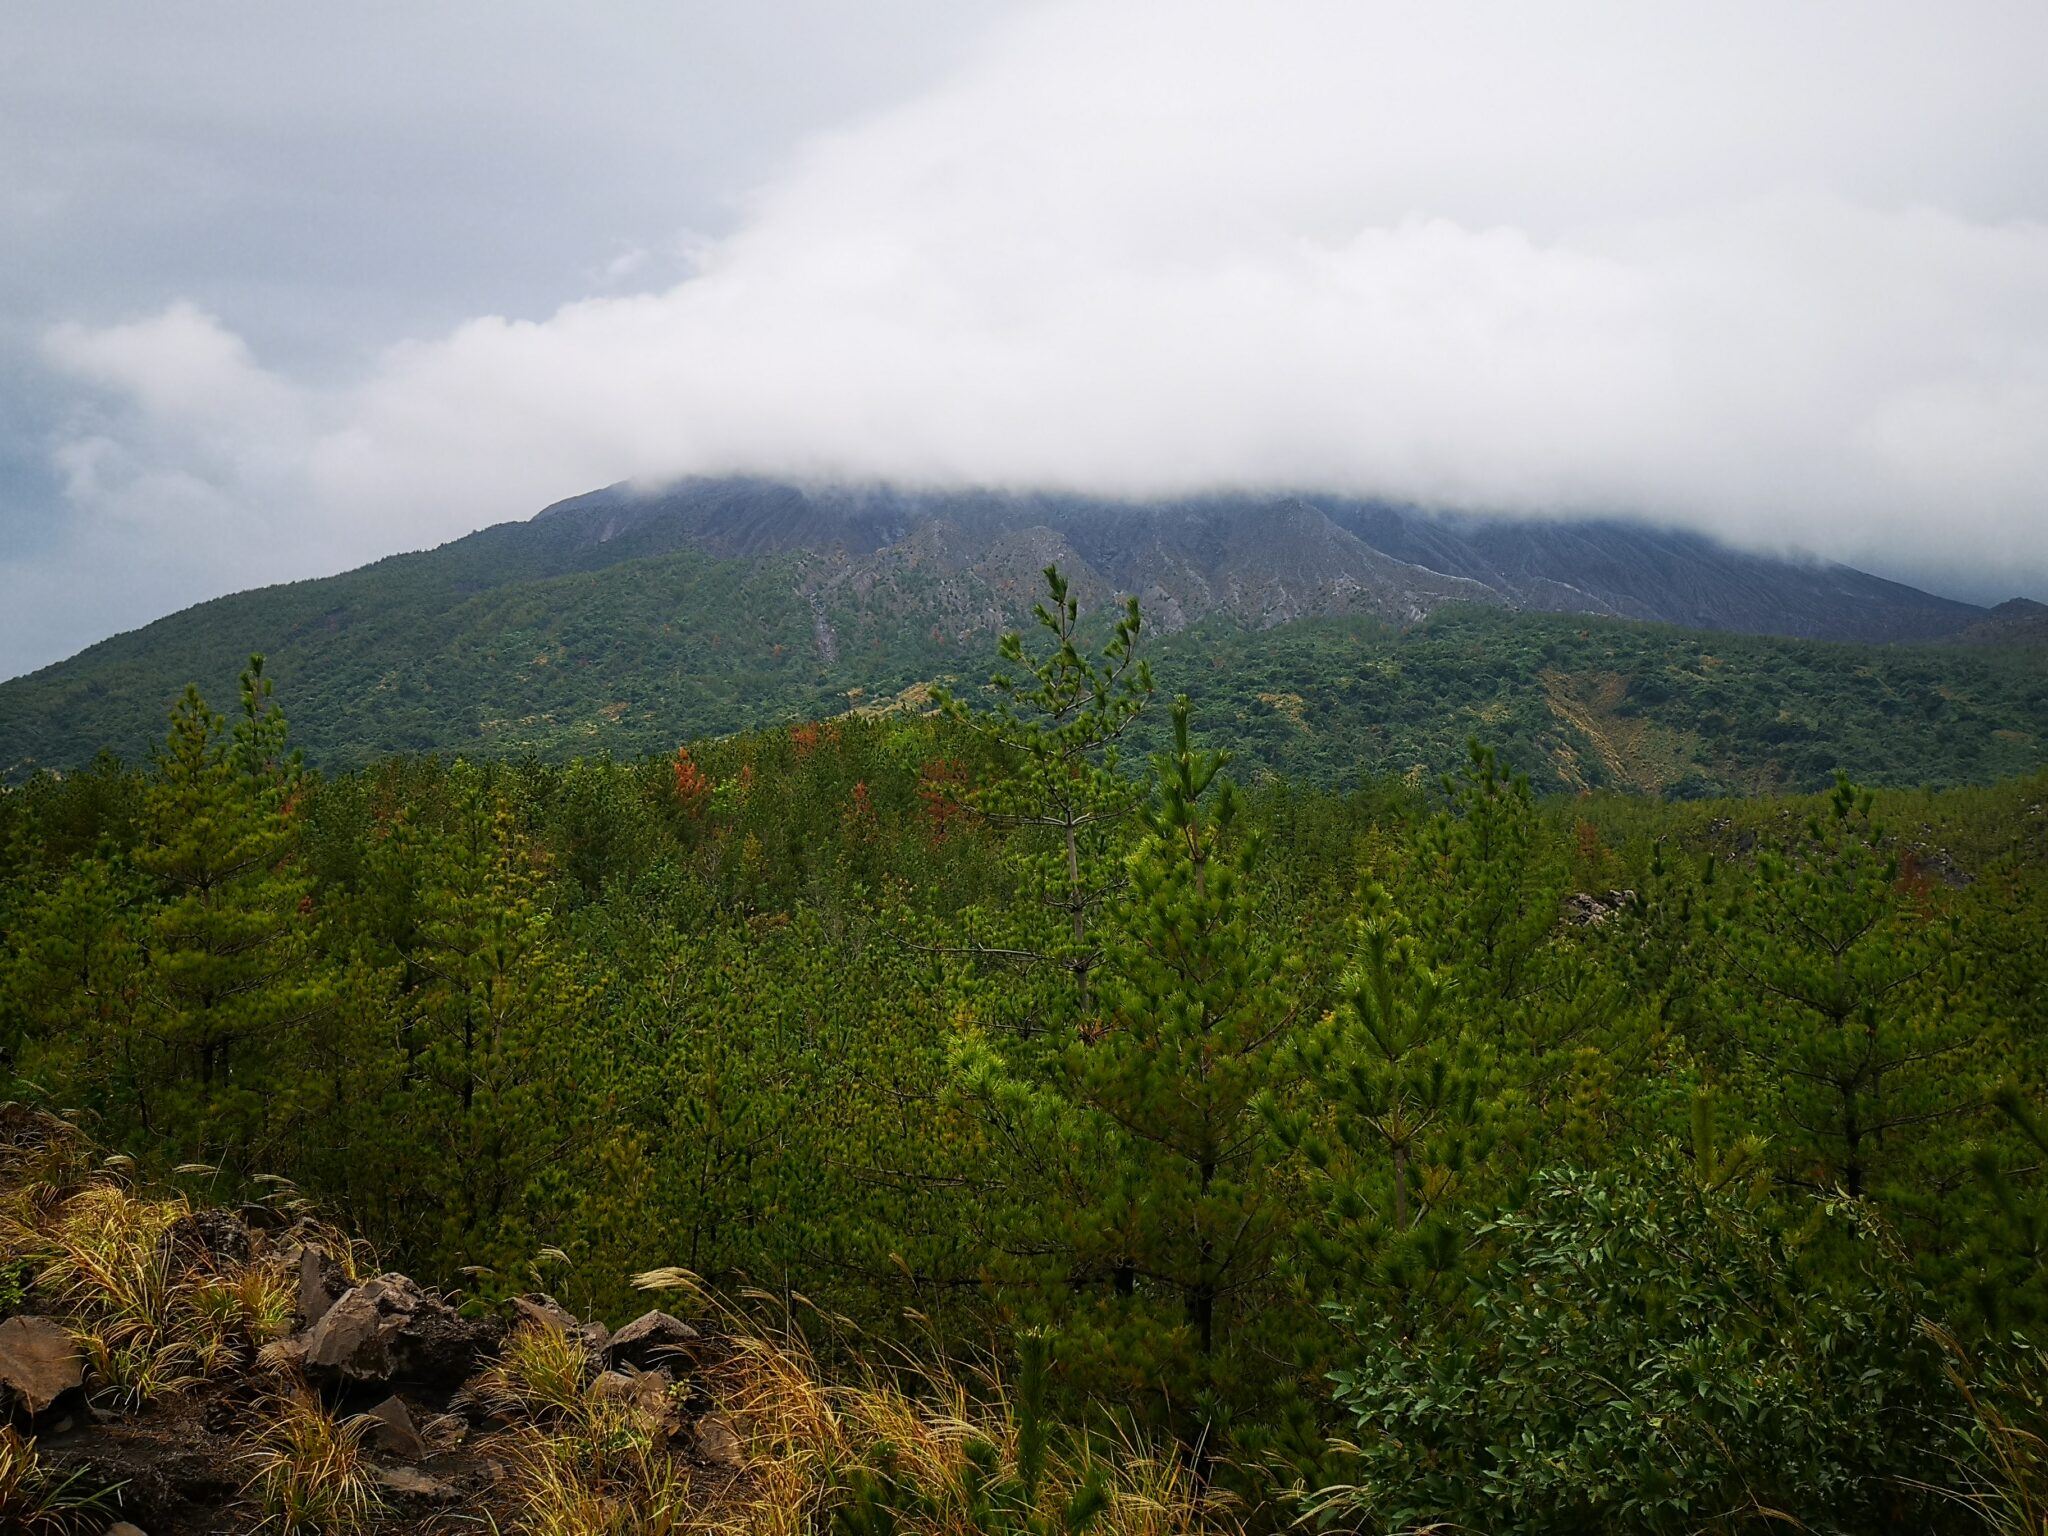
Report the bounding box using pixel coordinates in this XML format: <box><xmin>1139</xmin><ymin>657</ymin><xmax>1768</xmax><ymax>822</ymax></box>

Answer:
<box><xmin>298</xmin><ymin>1274</ymin><xmax>493</xmax><ymax>1390</ymax></box>
<box><xmin>591</xmin><ymin>1366</ymin><xmax>678</xmax><ymax>1436</ymax></box>
<box><xmin>511</xmin><ymin>1293</ymin><xmax>580</xmax><ymax>1333</ymax></box>
<box><xmin>603</xmin><ymin>1310</ymin><xmax>704</xmax><ymax>1373</ymax></box>
<box><xmin>1561</xmin><ymin>888</ymin><xmax>1635</xmax><ymax>926</ymax></box>
<box><xmin>361</xmin><ymin>1394</ymin><xmax>425</xmax><ymax>1460</ymax></box>
<box><xmin>295</xmin><ymin>1244</ymin><xmax>347</xmax><ymax>1329</ymax></box>
<box><xmin>0</xmin><ymin>1314</ymin><xmax>83</xmax><ymax>1416</ymax></box>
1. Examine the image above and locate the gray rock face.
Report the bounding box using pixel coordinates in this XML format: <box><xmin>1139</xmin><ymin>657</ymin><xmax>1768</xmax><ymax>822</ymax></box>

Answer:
<box><xmin>0</xmin><ymin>1314</ymin><xmax>82</xmax><ymax>1415</ymax></box>
<box><xmin>375</xmin><ymin>1465</ymin><xmax>456</xmax><ymax>1499</ymax></box>
<box><xmin>296</xmin><ymin>1274</ymin><xmax>493</xmax><ymax>1389</ymax></box>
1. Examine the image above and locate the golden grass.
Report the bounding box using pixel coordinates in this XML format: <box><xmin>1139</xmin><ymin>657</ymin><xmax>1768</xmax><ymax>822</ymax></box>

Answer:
<box><xmin>0</xmin><ymin>1109</ymin><xmax>302</xmax><ymax>1408</ymax></box>
<box><xmin>241</xmin><ymin>1392</ymin><xmax>384</xmax><ymax>1535</ymax></box>
<box><xmin>632</xmin><ymin>1271</ymin><xmax>1220</xmax><ymax>1536</ymax></box>
<box><xmin>475</xmin><ymin>1323</ymin><xmax>696</xmax><ymax>1535</ymax></box>
<box><xmin>473</xmin><ymin>1321</ymin><xmax>600</xmax><ymax>1422</ymax></box>
<box><xmin>25</xmin><ymin>1179</ymin><xmax>297</xmax><ymax>1407</ymax></box>
<box><xmin>0</xmin><ymin>1427</ymin><xmax>117</xmax><ymax>1536</ymax></box>
<box><xmin>0</xmin><ymin>1112</ymin><xmax>1215</xmax><ymax>1536</ymax></box>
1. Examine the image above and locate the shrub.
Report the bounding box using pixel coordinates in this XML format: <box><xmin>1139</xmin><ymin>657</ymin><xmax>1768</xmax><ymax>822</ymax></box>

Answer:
<box><xmin>1319</xmin><ymin>1152</ymin><xmax>1956</xmax><ymax>1534</ymax></box>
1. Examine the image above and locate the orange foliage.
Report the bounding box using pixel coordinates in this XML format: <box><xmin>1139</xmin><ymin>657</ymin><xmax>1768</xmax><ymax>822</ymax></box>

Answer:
<box><xmin>918</xmin><ymin>758</ymin><xmax>971</xmax><ymax>845</ymax></box>
<box><xmin>673</xmin><ymin>747</ymin><xmax>714</xmax><ymax>817</ymax></box>
<box><xmin>845</xmin><ymin>781</ymin><xmax>877</xmax><ymax>835</ymax></box>
<box><xmin>790</xmin><ymin>721</ymin><xmax>841</xmax><ymax>761</ymax></box>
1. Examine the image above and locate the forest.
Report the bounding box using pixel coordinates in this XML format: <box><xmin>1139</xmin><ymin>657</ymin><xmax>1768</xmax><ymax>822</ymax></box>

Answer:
<box><xmin>2</xmin><ymin>568</ymin><xmax>2046</xmax><ymax>1533</ymax></box>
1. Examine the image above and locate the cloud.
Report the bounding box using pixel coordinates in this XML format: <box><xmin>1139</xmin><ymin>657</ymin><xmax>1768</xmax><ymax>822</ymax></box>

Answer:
<box><xmin>21</xmin><ymin>0</ymin><xmax>2048</xmax><ymax>676</ymax></box>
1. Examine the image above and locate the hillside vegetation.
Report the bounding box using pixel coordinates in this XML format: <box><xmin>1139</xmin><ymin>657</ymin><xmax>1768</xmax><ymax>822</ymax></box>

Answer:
<box><xmin>3</xmin><ymin>570</ymin><xmax>2046</xmax><ymax>1532</ymax></box>
<box><xmin>5</xmin><ymin>479</ymin><xmax>2032</xmax><ymax>791</ymax></box>
<box><xmin>3</xmin><ymin>539</ymin><xmax>2042</xmax><ymax>798</ymax></box>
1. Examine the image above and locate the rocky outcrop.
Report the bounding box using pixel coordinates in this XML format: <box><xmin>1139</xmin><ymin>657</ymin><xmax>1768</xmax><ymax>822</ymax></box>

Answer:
<box><xmin>1562</xmin><ymin>888</ymin><xmax>1636</xmax><ymax>925</ymax></box>
<box><xmin>287</xmin><ymin>1273</ymin><xmax>498</xmax><ymax>1390</ymax></box>
<box><xmin>157</xmin><ymin>1207</ymin><xmax>252</xmax><ymax>1275</ymax></box>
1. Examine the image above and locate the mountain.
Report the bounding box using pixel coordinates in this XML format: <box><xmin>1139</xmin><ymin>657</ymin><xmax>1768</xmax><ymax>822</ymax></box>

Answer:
<box><xmin>1946</xmin><ymin>597</ymin><xmax>2048</xmax><ymax>651</ymax></box>
<box><xmin>531</xmin><ymin>479</ymin><xmax>1985</xmax><ymax>643</ymax></box>
<box><xmin>1</xmin><ymin>477</ymin><xmax>2038</xmax><ymax>792</ymax></box>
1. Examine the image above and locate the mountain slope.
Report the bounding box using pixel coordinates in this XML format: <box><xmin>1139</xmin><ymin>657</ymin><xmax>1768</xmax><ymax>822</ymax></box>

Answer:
<box><xmin>530</xmin><ymin>478</ymin><xmax>1987</xmax><ymax>643</ymax></box>
<box><xmin>2</xmin><ymin>478</ymin><xmax>2035</xmax><ymax>791</ymax></box>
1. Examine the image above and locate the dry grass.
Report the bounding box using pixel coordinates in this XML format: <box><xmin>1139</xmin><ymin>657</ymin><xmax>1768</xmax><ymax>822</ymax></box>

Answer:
<box><xmin>0</xmin><ymin>1427</ymin><xmax>117</xmax><ymax>1536</ymax></box>
<box><xmin>1925</xmin><ymin>1324</ymin><xmax>2048</xmax><ymax>1536</ymax></box>
<box><xmin>470</xmin><ymin>1322</ymin><xmax>695</xmax><ymax>1534</ymax></box>
<box><xmin>631</xmin><ymin>1271</ymin><xmax>1219</xmax><ymax>1536</ymax></box>
<box><xmin>0</xmin><ymin>1111</ymin><xmax>1215</xmax><ymax>1536</ymax></box>
<box><xmin>241</xmin><ymin>1392</ymin><xmax>384</xmax><ymax>1535</ymax></box>
<box><xmin>24</xmin><ymin>1179</ymin><xmax>295</xmax><ymax>1406</ymax></box>
<box><xmin>474</xmin><ymin>1320</ymin><xmax>602</xmax><ymax>1422</ymax></box>
<box><xmin>0</xmin><ymin>1107</ymin><xmax>307</xmax><ymax>1408</ymax></box>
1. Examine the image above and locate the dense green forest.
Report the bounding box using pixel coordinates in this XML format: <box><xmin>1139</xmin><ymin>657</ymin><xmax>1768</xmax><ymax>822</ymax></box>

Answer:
<box><xmin>4</xmin><ymin>535</ymin><xmax>2045</xmax><ymax>797</ymax></box>
<box><xmin>4</xmin><ymin>570</ymin><xmax>2046</xmax><ymax>1532</ymax></box>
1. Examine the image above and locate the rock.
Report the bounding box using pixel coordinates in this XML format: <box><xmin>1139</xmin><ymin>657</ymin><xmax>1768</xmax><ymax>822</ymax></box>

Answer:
<box><xmin>298</xmin><ymin>1273</ymin><xmax>493</xmax><ymax>1390</ymax></box>
<box><xmin>295</xmin><ymin>1245</ymin><xmax>346</xmax><ymax>1329</ymax></box>
<box><xmin>157</xmin><ymin>1208</ymin><xmax>251</xmax><ymax>1275</ymax></box>
<box><xmin>512</xmin><ymin>1292</ymin><xmax>610</xmax><ymax>1354</ymax></box>
<box><xmin>0</xmin><ymin>1314</ymin><xmax>83</xmax><ymax>1416</ymax></box>
<box><xmin>374</xmin><ymin>1465</ymin><xmax>456</xmax><ymax>1499</ymax></box>
<box><xmin>592</xmin><ymin>1367</ymin><xmax>678</xmax><ymax>1435</ymax></box>
<box><xmin>1561</xmin><ymin>888</ymin><xmax>1635</xmax><ymax>926</ymax></box>
<box><xmin>693</xmin><ymin>1412</ymin><xmax>743</xmax><ymax>1467</ymax></box>
<box><xmin>512</xmin><ymin>1293</ymin><xmax>580</xmax><ymax>1333</ymax></box>
<box><xmin>603</xmin><ymin>1310</ymin><xmax>703</xmax><ymax>1373</ymax></box>
<box><xmin>361</xmin><ymin>1394</ymin><xmax>425</xmax><ymax>1460</ymax></box>
<box><xmin>105</xmin><ymin>1523</ymin><xmax>150</xmax><ymax>1536</ymax></box>
<box><xmin>590</xmin><ymin>1369</ymin><xmax>637</xmax><ymax>1399</ymax></box>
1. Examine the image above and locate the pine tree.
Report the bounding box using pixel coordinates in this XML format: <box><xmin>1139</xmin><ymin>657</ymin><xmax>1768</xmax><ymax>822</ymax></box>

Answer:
<box><xmin>1396</xmin><ymin>742</ymin><xmax>1566</xmax><ymax>1011</ymax></box>
<box><xmin>404</xmin><ymin>786</ymin><xmax>598</xmax><ymax>1281</ymax></box>
<box><xmin>127</xmin><ymin>658</ymin><xmax>331</xmax><ymax>1171</ymax></box>
<box><xmin>1711</xmin><ymin>772</ymin><xmax>1986</xmax><ymax>1203</ymax></box>
<box><xmin>934</xmin><ymin>565</ymin><xmax>1152</xmax><ymax>1020</ymax></box>
<box><xmin>1277</xmin><ymin>884</ymin><xmax>1487</xmax><ymax>1314</ymax></box>
<box><xmin>966</xmin><ymin>696</ymin><xmax>1302</xmax><ymax>1458</ymax></box>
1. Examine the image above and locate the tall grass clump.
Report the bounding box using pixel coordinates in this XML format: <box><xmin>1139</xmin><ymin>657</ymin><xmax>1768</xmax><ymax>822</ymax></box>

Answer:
<box><xmin>1925</xmin><ymin>1325</ymin><xmax>2048</xmax><ymax>1536</ymax></box>
<box><xmin>241</xmin><ymin>1393</ymin><xmax>383</xmax><ymax>1535</ymax></box>
<box><xmin>0</xmin><ymin>1427</ymin><xmax>116</xmax><ymax>1536</ymax></box>
<box><xmin>629</xmin><ymin>1271</ymin><xmax>1221</xmax><ymax>1536</ymax></box>
<box><xmin>469</xmin><ymin>1321</ymin><xmax>694</xmax><ymax>1535</ymax></box>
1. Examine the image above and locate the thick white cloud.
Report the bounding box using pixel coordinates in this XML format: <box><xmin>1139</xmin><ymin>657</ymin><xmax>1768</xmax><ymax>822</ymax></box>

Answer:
<box><xmin>17</xmin><ymin>0</ymin><xmax>2048</xmax><ymax>677</ymax></box>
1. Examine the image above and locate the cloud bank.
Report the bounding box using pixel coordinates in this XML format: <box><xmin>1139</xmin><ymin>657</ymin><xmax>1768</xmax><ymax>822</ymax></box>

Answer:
<box><xmin>20</xmin><ymin>0</ymin><xmax>2048</xmax><ymax>675</ymax></box>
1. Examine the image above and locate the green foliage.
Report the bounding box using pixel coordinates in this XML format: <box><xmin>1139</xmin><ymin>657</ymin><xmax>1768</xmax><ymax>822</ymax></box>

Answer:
<box><xmin>8</xmin><ymin>545</ymin><xmax>2046</xmax><ymax>800</ymax></box>
<box><xmin>1323</xmin><ymin>1152</ymin><xmax>1952</xmax><ymax>1535</ymax></box>
<box><xmin>1709</xmin><ymin>772</ymin><xmax>1987</xmax><ymax>1204</ymax></box>
<box><xmin>3</xmin><ymin>585</ymin><xmax>2047</xmax><ymax>1532</ymax></box>
<box><xmin>1278</xmin><ymin>884</ymin><xmax>1488</xmax><ymax>1314</ymax></box>
<box><xmin>1063</xmin><ymin>697</ymin><xmax>1304</xmax><ymax>1426</ymax></box>
<box><xmin>935</xmin><ymin>565</ymin><xmax>1153</xmax><ymax>1015</ymax></box>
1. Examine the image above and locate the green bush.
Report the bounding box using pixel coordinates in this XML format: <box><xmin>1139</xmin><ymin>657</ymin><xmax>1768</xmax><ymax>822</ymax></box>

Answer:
<box><xmin>1321</xmin><ymin>1153</ymin><xmax>1957</xmax><ymax>1534</ymax></box>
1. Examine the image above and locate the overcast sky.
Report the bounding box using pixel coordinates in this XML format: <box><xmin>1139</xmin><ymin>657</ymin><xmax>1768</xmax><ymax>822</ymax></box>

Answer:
<box><xmin>5</xmin><ymin>2</ymin><xmax>2047</xmax><ymax>680</ymax></box>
